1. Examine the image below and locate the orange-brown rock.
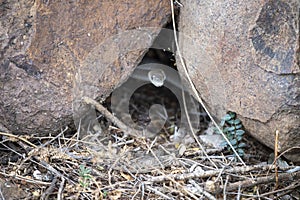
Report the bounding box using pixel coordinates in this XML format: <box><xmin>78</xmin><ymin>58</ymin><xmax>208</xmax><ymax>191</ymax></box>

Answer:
<box><xmin>177</xmin><ymin>0</ymin><xmax>300</xmax><ymax>162</ymax></box>
<box><xmin>0</xmin><ymin>0</ymin><xmax>171</xmax><ymax>135</ymax></box>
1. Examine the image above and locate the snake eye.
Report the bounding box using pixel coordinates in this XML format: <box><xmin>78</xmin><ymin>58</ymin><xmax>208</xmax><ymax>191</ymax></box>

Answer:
<box><xmin>148</xmin><ymin>69</ymin><xmax>166</xmax><ymax>87</ymax></box>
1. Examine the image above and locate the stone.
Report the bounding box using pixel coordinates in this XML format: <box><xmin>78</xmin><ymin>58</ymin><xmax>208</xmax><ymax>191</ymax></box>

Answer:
<box><xmin>177</xmin><ymin>0</ymin><xmax>300</xmax><ymax>162</ymax></box>
<box><xmin>0</xmin><ymin>0</ymin><xmax>171</xmax><ymax>135</ymax></box>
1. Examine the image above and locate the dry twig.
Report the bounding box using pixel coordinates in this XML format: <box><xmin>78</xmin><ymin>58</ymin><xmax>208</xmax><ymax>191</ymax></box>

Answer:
<box><xmin>144</xmin><ymin>164</ymin><xmax>275</xmax><ymax>183</ymax></box>
<box><xmin>57</xmin><ymin>177</ymin><xmax>65</xmax><ymax>200</ymax></box>
<box><xmin>0</xmin><ymin>131</ymin><xmax>37</xmax><ymax>148</ymax></box>
<box><xmin>0</xmin><ymin>171</ymin><xmax>51</xmax><ymax>186</ymax></box>
<box><xmin>41</xmin><ymin>176</ymin><xmax>58</xmax><ymax>200</ymax></box>
<box><xmin>274</xmin><ymin>130</ymin><xmax>279</xmax><ymax>189</ymax></box>
<box><xmin>189</xmin><ymin>179</ymin><xmax>216</xmax><ymax>200</ymax></box>
<box><xmin>217</xmin><ymin>170</ymin><xmax>300</xmax><ymax>194</ymax></box>
<box><xmin>82</xmin><ymin>97</ymin><xmax>140</xmax><ymax>137</ymax></box>
<box><xmin>170</xmin><ymin>0</ymin><xmax>245</xmax><ymax>165</ymax></box>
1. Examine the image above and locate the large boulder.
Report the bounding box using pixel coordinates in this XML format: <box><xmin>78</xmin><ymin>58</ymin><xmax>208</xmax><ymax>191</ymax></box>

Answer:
<box><xmin>177</xmin><ymin>0</ymin><xmax>300</xmax><ymax>162</ymax></box>
<box><xmin>0</xmin><ymin>0</ymin><xmax>171</xmax><ymax>135</ymax></box>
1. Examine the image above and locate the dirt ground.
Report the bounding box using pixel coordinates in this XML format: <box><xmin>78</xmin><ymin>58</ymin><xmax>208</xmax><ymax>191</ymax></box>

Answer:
<box><xmin>1</xmin><ymin>86</ymin><xmax>300</xmax><ymax>200</ymax></box>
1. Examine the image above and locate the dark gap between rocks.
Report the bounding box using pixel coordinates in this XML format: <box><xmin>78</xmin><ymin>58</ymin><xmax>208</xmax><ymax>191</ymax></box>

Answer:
<box><xmin>102</xmin><ymin>21</ymin><xmax>210</xmax><ymax>140</ymax></box>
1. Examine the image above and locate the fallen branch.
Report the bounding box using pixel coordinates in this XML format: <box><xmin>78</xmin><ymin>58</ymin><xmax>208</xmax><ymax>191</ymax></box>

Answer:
<box><xmin>0</xmin><ymin>131</ymin><xmax>37</xmax><ymax>148</ymax></box>
<box><xmin>82</xmin><ymin>97</ymin><xmax>140</xmax><ymax>137</ymax></box>
<box><xmin>145</xmin><ymin>186</ymin><xmax>172</xmax><ymax>200</ymax></box>
<box><xmin>57</xmin><ymin>177</ymin><xmax>65</xmax><ymax>200</ymax></box>
<box><xmin>189</xmin><ymin>179</ymin><xmax>216</xmax><ymax>200</ymax></box>
<box><xmin>217</xmin><ymin>170</ymin><xmax>300</xmax><ymax>194</ymax></box>
<box><xmin>274</xmin><ymin>130</ymin><xmax>279</xmax><ymax>189</ymax></box>
<box><xmin>246</xmin><ymin>182</ymin><xmax>300</xmax><ymax>199</ymax></box>
<box><xmin>144</xmin><ymin>164</ymin><xmax>275</xmax><ymax>183</ymax></box>
<box><xmin>0</xmin><ymin>171</ymin><xmax>51</xmax><ymax>186</ymax></box>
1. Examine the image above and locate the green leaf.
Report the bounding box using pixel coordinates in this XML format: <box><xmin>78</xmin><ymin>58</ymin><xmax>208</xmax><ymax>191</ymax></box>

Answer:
<box><xmin>237</xmin><ymin>148</ymin><xmax>245</xmax><ymax>156</ymax></box>
<box><xmin>79</xmin><ymin>165</ymin><xmax>91</xmax><ymax>177</ymax></box>
<box><xmin>236</xmin><ymin>135</ymin><xmax>243</xmax><ymax>141</ymax></box>
<box><xmin>223</xmin><ymin>114</ymin><xmax>232</xmax><ymax>121</ymax></box>
<box><xmin>80</xmin><ymin>165</ymin><xmax>85</xmax><ymax>171</ymax></box>
<box><xmin>234</xmin><ymin>119</ymin><xmax>241</xmax><ymax>125</ymax></box>
<box><xmin>227</xmin><ymin>119</ymin><xmax>235</xmax><ymax>125</ymax></box>
<box><xmin>235</xmin><ymin>124</ymin><xmax>242</xmax><ymax>129</ymax></box>
<box><xmin>227</xmin><ymin>126</ymin><xmax>236</xmax><ymax>132</ymax></box>
<box><xmin>238</xmin><ymin>143</ymin><xmax>247</xmax><ymax>148</ymax></box>
<box><xmin>228</xmin><ymin>131</ymin><xmax>236</xmax><ymax>136</ymax></box>
<box><xmin>228</xmin><ymin>135</ymin><xmax>234</xmax><ymax>140</ymax></box>
<box><xmin>221</xmin><ymin>141</ymin><xmax>228</xmax><ymax>147</ymax></box>
<box><xmin>229</xmin><ymin>112</ymin><xmax>236</xmax><ymax>118</ymax></box>
<box><xmin>230</xmin><ymin>139</ymin><xmax>237</xmax><ymax>145</ymax></box>
<box><xmin>236</xmin><ymin>130</ymin><xmax>245</xmax><ymax>136</ymax></box>
<box><xmin>223</xmin><ymin>127</ymin><xmax>229</xmax><ymax>132</ymax></box>
<box><xmin>220</xmin><ymin>119</ymin><xmax>226</xmax><ymax>127</ymax></box>
<box><xmin>215</xmin><ymin>129</ymin><xmax>221</xmax><ymax>134</ymax></box>
<box><xmin>224</xmin><ymin>127</ymin><xmax>235</xmax><ymax>133</ymax></box>
<box><xmin>83</xmin><ymin>174</ymin><xmax>91</xmax><ymax>179</ymax></box>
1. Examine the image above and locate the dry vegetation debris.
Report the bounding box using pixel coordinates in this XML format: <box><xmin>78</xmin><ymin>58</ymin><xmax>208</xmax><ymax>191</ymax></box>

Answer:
<box><xmin>1</xmin><ymin>123</ymin><xmax>300</xmax><ymax>199</ymax></box>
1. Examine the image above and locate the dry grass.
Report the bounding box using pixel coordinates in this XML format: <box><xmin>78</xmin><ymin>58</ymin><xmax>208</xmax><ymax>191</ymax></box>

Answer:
<box><xmin>1</xmin><ymin>124</ymin><xmax>299</xmax><ymax>199</ymax></box>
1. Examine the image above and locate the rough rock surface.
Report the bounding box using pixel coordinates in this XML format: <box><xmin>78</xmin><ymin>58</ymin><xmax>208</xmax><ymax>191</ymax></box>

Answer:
<box><xmin>177</xmin><ymin>0</ymin><xmax>300</xmax><ymax>161</ymax></box>
<box><xmin>0</xmin><ymin>0</ymin><xmax>171</xmax><ymax>135</ymax></box>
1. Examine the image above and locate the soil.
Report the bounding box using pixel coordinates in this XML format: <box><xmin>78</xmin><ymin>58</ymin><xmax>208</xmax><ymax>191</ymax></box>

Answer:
<box><xmin>1</xmin><ymin>80</ymin><xmax>299</xmax><ymax>200</ymax></box>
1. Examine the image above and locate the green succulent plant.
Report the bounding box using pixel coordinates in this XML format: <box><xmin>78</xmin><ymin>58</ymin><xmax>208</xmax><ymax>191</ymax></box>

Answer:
<box><xmin>218</xmin><ymin>112</ymin><xmax>246</xmax><ymax>157</ymax></box>
<box><xmin>79</xmin><ymin>165</ymin><xmax>92</xmax><ymax>188</ymax></box>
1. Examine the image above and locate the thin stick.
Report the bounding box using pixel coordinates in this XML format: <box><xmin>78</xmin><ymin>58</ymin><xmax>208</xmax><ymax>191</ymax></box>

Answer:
<box><xmin>245</xmin><ymin>182</ymin><xmax>300</xmax><ymax>199</ymax></box>
<box><xmin>223</xmin><ymin>175</ymin><xmax>229</xmax><ymax>199</ymax></box>
<box><xmin>41</xmin><ymin>176</ymin><xmax>58</xmax><ymax>200</ymax></box>
<box><xmin>82</xmin><ymin>97</ymin><xmax>140</xmax><ymax>137</ymax></box>
<box><xmin>145</xmin><ymin>186</ymin><xmax>172</xmax><ymax>200</ymax></box>
<box><xmin>216</xmin><ymin>171</ymin><xmax>300</xmax><ymax>194</ymax></box>
<box><xmin>267</xmin><ymin>146</ymin><xmax>300</xmax><ymax>175</ymax></box>
<box><xmin>274</xmin><ymin>130</ymin><xmax>279</xmax><ymax>189</ymax></box>
<box><xmin>189</xmin><ymin>180</ymin><xmax>216</xmax><ymax>200</ymax></box>
<box><xmin>237</xmin><ymin>185</ymin><xmax>241</xmax><ymax>200</ymax></box>
<box><xmin>170</xmin><ymin>0</ymin><xmax>245</xmax><ymax>165</ymax></box>
<box><xmin>170</xmin><ymin>0</ymin><xmax>218</xmax><ymax>169</ymax></box>
<box><xmin>0</xmin><ymin>171</ymin><xmax>51</xmax><ymax>185</ymax></box>
<box><xmin>39</xmin><ymin>127</ymin><xmax>68</xmax><ymax>148</ymax></box>
<box><xmin>182</xmin><ymin>81</ymin><xmax>218</xmax><ymax>168</ymax></box>
<box><xmin>57</xmin><ymin>177</ymin><xmax>65</xmax><ymax>200</ymax></box>
<box><xmin>0</xmin><ymin>131</ymin><xmax>37</xmax><ymax>148</ymax></box>
<box><xmin>143</xmin><ymin>140</ymin><xmax>165</xmax><ymax>170</ymax></box>
<box><xmin>276</xmin><ymin>146</ymin><xmax>300</xmax><ymax>162</ymax></box>
<box><xmin>145</xmin><ymin>164</ymin><xmax>274</xmax><ymax>183</ymax></box>
<box><xmin>0</xmin><ymin>186</ymin><xmax>4</xmax><ymax>200</ymax></box>
<box><xmin>32</xmin><ymin>157</ymin><xmax>74</xmax><ymax>184</ymax></box>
